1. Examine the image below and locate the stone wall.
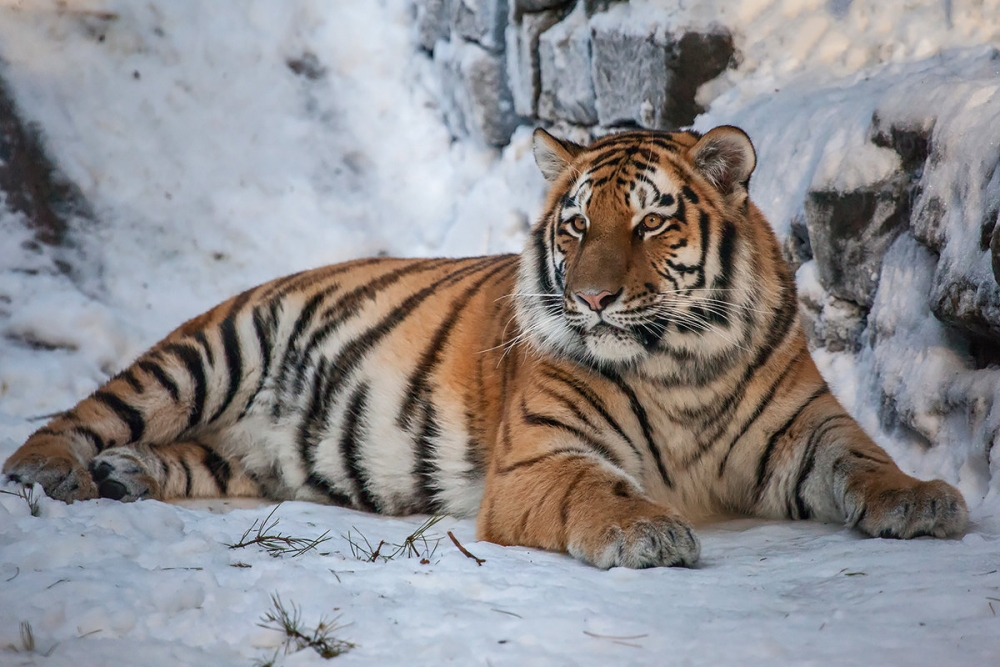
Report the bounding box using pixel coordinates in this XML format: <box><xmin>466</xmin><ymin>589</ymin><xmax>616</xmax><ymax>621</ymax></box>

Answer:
<box><xmin>415</xmin><ymin>0</ymin><xmax>736</xmax><ymax>146</ymax></box>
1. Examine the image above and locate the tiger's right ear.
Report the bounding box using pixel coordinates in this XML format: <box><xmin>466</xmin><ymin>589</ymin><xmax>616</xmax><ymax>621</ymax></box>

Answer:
<box><xmin>532</xmin><ymin>128</ymin><xmax>584</xmax><ymax>182</ymax></box>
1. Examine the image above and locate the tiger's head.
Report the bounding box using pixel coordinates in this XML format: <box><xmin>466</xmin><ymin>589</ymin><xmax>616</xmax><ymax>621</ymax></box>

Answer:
<box><xmin>516</xmin><ymin>125</ymin><xmax>792</xmax><ymax>374</ymax></box>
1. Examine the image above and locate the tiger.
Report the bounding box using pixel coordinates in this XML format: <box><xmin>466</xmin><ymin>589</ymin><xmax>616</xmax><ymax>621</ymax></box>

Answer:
<box><xmin>3</xmin><ymin>125</ymin><xmax>968</xmax><ymax>569</ymax></box>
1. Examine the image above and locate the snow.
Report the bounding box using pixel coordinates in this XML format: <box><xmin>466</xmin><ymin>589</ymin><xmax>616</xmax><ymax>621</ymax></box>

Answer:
<box><xmin>1</xmin><ymin>1</ymin><xmax>1000</xmax><ymax>665</ymax></box>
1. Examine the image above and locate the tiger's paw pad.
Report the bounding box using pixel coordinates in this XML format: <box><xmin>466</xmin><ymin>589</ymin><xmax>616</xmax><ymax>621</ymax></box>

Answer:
<box><xmin>3</xmin><ymin>450</ymin><xmax>97</xmax><ymax>503</ymax></box>
<box><xmin>572</xmin><ymin>516</ymin><xmax>701</xmax><ymax>569</ymax></box>
<box><xmin>89</xmin><ymin>451</ymin><xmax>160</xmax><ymax>502</ymax></box>
<box><xmin>855</xmin><ymin>479</ymin><xmax>968</xmax><ymax>539</ymax></box>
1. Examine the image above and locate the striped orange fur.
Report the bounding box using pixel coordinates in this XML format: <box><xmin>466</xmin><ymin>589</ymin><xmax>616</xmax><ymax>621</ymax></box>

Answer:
<box><xmin>4</xmin><ymin>126</ymin><xmax>967</xmax><ymax>568</ymax></box>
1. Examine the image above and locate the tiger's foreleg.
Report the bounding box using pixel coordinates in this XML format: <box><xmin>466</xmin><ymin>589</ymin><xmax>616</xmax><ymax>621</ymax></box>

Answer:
<box><xmin>753</xmin><ymin>389</ymin><xmax>968</xmax><ymax>538</ymax></box>
<box><xmin>478</xmin><ymin>450</ymin><xmax>700</xmax><ymax>569</ymax></box>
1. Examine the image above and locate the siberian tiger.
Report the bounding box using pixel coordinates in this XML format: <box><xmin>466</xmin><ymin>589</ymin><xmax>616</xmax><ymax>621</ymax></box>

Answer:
<box><xmin>3</xmin><ymin>126</ymin><xmax>968</xmax><ymax>568</ymax></box>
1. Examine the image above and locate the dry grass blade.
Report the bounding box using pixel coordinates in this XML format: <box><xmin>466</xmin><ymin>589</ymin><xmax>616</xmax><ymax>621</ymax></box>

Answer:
<box><xmin>0</xmin><ymin>486</ymin><xmax>41</xmax><ymax>517</ymax></box>
<box><xmin>258</xmin><ymin>594</ymin><xmax>354</xmax><ymax>660</ymax></box>
<box><xmin>226</xmin><ymin>505</ymin><xmax>330</xmax><ymax>558</ymax></box>
<box><xmin>344</xmin><ymin>516</ymin><xmax>445</xmax><ymax>563</ymax></box>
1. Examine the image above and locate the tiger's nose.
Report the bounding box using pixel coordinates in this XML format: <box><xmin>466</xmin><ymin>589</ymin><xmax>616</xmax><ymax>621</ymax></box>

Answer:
<box><xmin>576</xmin><ymin>288</ymin><xmax>621</xmax><ymax>313</ymax></box>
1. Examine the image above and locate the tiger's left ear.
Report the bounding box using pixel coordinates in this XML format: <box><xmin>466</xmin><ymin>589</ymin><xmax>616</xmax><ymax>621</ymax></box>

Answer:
<box><xmin>688</xmin><ymin>126</ymin><xmax>757</xmax><ymax>197</ymax></box>
<box><xmin>532</xmin><ymin>128</ymin><xmax>584</xmax><ymax>182</ymax></box>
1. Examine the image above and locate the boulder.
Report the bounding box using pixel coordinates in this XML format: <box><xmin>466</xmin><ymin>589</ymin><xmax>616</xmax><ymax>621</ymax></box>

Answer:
<box><xmin>589</xmin><ymin>10</ymin><xmax>733</xmax><ymax>129</ymax></box>
<box><xmin>804</xmin><ymin>174</ymin><xmax>912</xmax><ymax>307</ymax></box>
<box><xmin>435</xmin><ymin>38</ymin><xmax>518</xmax><ymax>147</ymax></box>
<box><xmin>452</xmin><ymin>0</ymin><xmax>509</xmax><ymax>53</ymax></box>
<box><xmin>506</xmin><ymin>9</ymin><xmax>563</xmax><ymax>117</ymax></box>
<box><xmin>415</xmin><ymin>0</ymin><xmax>452</xmax><ymax>52</ymax></box>
<box><xmin>509</xmin><ymin>0</ymin><xmax>573</xmax><ymax>18</ymax></box>
<box><xmin>537</xmin><ymin>6</ymin><xmax>598</xmax><ymax>125</ymax></box>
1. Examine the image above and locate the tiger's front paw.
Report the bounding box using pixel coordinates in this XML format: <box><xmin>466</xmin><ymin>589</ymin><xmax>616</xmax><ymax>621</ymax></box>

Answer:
<box><xmin>569</xmin><ymin>515</ymin><xmax>701</xmax><ymax>569</ymax></box>
<box><xmin>88</xmin><ymin>448</ymin><xmax>161</xmax><ymax>502</ymax></box>
<box><xmin>3</xmin><ymin>444</ymin><xmax>97</xmax><ymax>502</ymax></box>
<box><xmin>852</xmin><ymin>478</ymin><xmax>968</xmax><ymax>539</ymax></box>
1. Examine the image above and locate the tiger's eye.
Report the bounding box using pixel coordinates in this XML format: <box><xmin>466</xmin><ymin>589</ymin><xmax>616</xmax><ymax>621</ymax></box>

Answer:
<box><xmin>569</xmin><ymin>216</ymin><xmax>587</xmax><ymax>234</ymax></box>
<box><xmin>640</xmin><ymin>213</ymin><xmax>667</xmax><ymax>234</ymax></box>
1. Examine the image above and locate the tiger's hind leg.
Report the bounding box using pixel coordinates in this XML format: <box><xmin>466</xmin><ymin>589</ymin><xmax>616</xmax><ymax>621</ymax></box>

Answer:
<box><xmin>89</xmin><ymin>440</ymin><xmax>260</xmax><ymax>501</ymax></box>
<box><xmin>750</xmin><ymin>387</ymin><xmax>968</xmax><ymax>538</ymax></box>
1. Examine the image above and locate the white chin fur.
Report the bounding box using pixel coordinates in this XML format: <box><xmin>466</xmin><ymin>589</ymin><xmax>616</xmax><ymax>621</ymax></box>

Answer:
<box><xmin>582</xmin><ymin>330</ymin><xmax>645</xmax><ymax>365</ymax></box>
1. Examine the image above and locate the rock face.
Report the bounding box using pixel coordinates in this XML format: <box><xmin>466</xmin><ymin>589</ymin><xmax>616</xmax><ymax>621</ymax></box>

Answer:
<box><xmin>804</xmin><ymin>174</ymin><xmax>911</xmax><ymax>307</ymax></box>
<box><xmin>435</xmin><ymin>38</ymin><xmax>518</xmax><ymax>147</ymax></box>
<box><xmin>414</xmin><ymin>0</ymin><xmax>737</xmax><ymax>146</ymax></box>
<box><xmin>0</xmin><ymin>78</ymin><xmax>94</xmax><ymax>248</ymax></box>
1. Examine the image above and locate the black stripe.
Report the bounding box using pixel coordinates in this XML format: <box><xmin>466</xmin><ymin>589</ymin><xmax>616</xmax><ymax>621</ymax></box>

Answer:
<box><xmin>92</xmin><ymin>390</ymin><xmax>145</xmax><ymax>444</ymax></box>
<box><xmin>75</xmin><ymin>426</ymin><xmax>107</xmax><ymax>453</ymax></box>
<box><xmin>117</xmin><ymin>369</ymin><xmax>144</xmax><ymax>394</ymax></box>
<box><xmin>339</xmin><ymin>382</ymin><xmax>377</xmax><ymax>512</ymax></box>
<box><xmin>162</xmin><ymin>343</ymin><xmax>208</xmax><ymax>429</ymax></box>
<box><xmin>791</xmin><ymin>415</ymin><xmax>850</xmax><ymax>519</ymax></box>
<box><xmin>211</xmin><ymin>292</ymin><xmax>251</xmax><ymax>421</ymax></box>
<box><xmin>192</xmin><ymin>330</ymin><xmax>214</xmax><ymax>367</ymax></box>
<box><xmin>520</xmin><ymin>400</ymin><xmax>624</xmax><ymax>470</ymax></box>
<box><xmin>305</xmin><ymin>472</ymin><xmax>354</xmax><ymax>506</ymax></box>
<box><xmin>199</xmin><ymin>444</ymin><xmax>232</xmax><ymax>494</ymax></box>
<box><xmin>288</xmin><ymin>259</ymin><xmax>452</xmax><ymax>399</ymax></box>
<box><xmin>412</xmin><ymin>401</ymin><xmax>443</xmax><ymax>512</ymax></box>
<box><xmin>497</xmin><ymin>449</ymin><xmax>590</xmax><ymax>475</ymax></box>
<box><xmin>682</xmin><ymin>185</ymin><xmax>699</xmax><ymax>204</ymax></box>
<box><xmin>754</xmin><ymin>386</ymin><xmax>830</xmax><ymax>500</ymax></box>
<box><xmin>537</xmin><ymin>385</ymin><xmax>598</xmax><ymax>432</ymax></box>
<box><xmin>240</xmin><ymin>303</ymin><xmax>276</xmax><ymax>418</ymax></box>
<box><xmin>531</xmin><ymin>222</ymin><xmax>560</xmax><ymax>315</ymax></box>
<box><xmin>180</xmin><ymin>458</ymin><xmax>193</xmax><ymax>497</ymax></box>
<box><xmin>398</xmin><ymin>260</ymin><xmax>516</xmax><ymax>428</ymax></box>
<box><xmin>540</xmin><ymin>366</ymin><xmax>639</xmax><ymax>459</ymax></box>
<box><xmin>138</xmin><ymin>360</ymin><xmax>180</xmax><ymax>402</ymax></box>
<box><xmin>672</xmin><ymin>242</ymin><xmax>799</xmax><ymax>447</ymax></box>
<box><xmin>714</xmin><ymin>219</ymin><xmax>738</xmax><ymax>293</ymax></box>
<box><xmin>849</xmin><ymin>449</ymin><xmax>890</xmax><ymax>465</ymax></box>
<box><xmin>713</xmin><ymin>348</ymin><xmax>805</xmax><ymax>476</ymax></box>
<box><xmin>602</xmin><ymin>371</ymin><xmax>671</xmax><ymax>487</ymax></box>
<box><xmin>298</xmin><ymin>258</ymin><xmax>504</xmax><ymax>458</ymax></box>
<box><xmin>559</xmin><ymin>467</ymin><xmax>589</xmax><ymax>533</ymax></box>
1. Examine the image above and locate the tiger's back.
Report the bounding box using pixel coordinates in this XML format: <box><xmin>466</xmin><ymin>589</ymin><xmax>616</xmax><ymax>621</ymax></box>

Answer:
<box><xmin>4</xmin><ymin>126</ymin><xmax>967</xmax><ymax>569</ymax></box>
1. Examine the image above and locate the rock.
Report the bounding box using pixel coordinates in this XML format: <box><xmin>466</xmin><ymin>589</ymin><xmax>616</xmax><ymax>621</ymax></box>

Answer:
<box><xmin>506</xmin><ymin>9</ymin><xmax>563</xmax><ymax>117</ymax></box>
<box><xmin>589</xmin><ymin>9</ymin><xmax>734</xmax><ymax>129</ymax></box>
<box><xmin>452</xmin><ymin>0</ymin><xmax>509</xmax><ymax>53</ymax></box>
<box><xmin>928</xmin><ymin>260</ymin><xmax>1000</xmax><ymax>342</ymax></box>
<box><xmin>869</xmin><ymin>113</ymin><xmax>932</xmax><ymax>175</ymax></box>
<box><xmin>582</xmin><ymin>0</ymin><xmax>625</xmax><ymax>16</ymax></box>
<box><xmin>992</xmin><ymin>214</ymin><xmax>1000</xmax><ymax>287</ymax></box>
<box><xmin>415</xmin><ymin>0</ymin><xmax>452</xmax><ymax>52</ymax></box>
<box><xmin>781</xmin><ymin>213</ymin><xmax>813</xmax><ymax>273</ymax></box>
<box><xmin>537</xmin><ymin>6</ymin><xmax>598</xmax><ymax>125</ymax></box>
<box><xmin>798</xmin><ymin>273</ymin><xmax>869</xmax><ymax>354</ymax></box>
<box><xmin>509</xmin><ymin>0</ymin><xmax>573</xmax><ymax>18</ymax></box>
<box><xmin>804</xmin><ymin>174</ymin><xmax>912</xmax><ymax>307</ymax></box>
<box><xmin>435</xmin><ymin>38</ymin><xmax>518</xmax><ymax>147</ymax></box>
<box><xmin>0</xmin><ymin>77</ymin><xmax>93</xmax><ymax>247</ymax></box>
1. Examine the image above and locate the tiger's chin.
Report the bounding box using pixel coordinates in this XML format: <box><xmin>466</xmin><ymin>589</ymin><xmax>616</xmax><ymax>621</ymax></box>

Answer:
<box><xmin>578</xmin><ymin>323</ymin><xmax>649</xmax><ymax>369</ymax></box>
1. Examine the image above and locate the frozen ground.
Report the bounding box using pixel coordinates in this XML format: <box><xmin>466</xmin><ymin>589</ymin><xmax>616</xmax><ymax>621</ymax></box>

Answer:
<box><xmin>0</xmin><ymin>1</ymin><xmax>998</xmax><ymax>665</ymax></box>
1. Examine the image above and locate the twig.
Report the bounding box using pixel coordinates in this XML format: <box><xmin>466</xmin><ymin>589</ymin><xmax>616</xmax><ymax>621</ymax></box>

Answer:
<box><xmin>583</xmin><ymin>630</ymin><xmax>648</xmax><ymax>648</ymax></box>
<box><xmin>258</xmin><ymin>594</ymin><xmax>353</xmax><ymax>659</ymax></box>
<box><xmin>226</xmin><ymin>505</ymin><xmax>330</xmax><ymax>558</ymax></box>
<box><xmin>447</xmin><ymin>531</ymin><xmax>485</xmax><ymax>566</ymax></box>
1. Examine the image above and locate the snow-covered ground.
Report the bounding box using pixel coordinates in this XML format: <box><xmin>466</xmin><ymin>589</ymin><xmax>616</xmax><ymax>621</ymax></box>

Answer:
<box><xmin>1</xmin><ymin>1</ymin><xmax>999</xmax><ymax>665</ymax></box>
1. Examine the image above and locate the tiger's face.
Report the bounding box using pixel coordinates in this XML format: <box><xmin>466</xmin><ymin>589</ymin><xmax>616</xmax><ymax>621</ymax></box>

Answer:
<box><xmin>516</xmin><ymin>126</ymin><xmax>760</xmax><ymax>370</ymax></box>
